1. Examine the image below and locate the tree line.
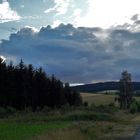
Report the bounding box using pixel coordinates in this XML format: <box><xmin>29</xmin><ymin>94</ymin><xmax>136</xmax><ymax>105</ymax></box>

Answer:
<box><xmin>0</xmin><ymin>58</ymin><xmax>82</xmax><ymax>111</ymax></box>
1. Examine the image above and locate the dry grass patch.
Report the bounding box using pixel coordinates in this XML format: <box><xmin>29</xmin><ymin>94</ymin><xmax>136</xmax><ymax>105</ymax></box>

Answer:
<box><xmin>80</xmin><ymin>93</ymin><xmax>102</xmax><ymax>97</ymax></box>
<box><xmin>31</xmin><ymin>119</ymin><xmax>137</xmax><ymax>140</ymax></box>
<box><xmin>81</xmin><ymin>93</ymin><xmax>117</xmax><ymax>105</ymax></box>
<box><xmin>33</xmin><ymin>127</ymin><xmax>89</xmax><ymax>140</ymax></box>
<box><xmin>81</xmin><ymin>121</ymin><xmax>136</xmax><ymax>140</ymax></box>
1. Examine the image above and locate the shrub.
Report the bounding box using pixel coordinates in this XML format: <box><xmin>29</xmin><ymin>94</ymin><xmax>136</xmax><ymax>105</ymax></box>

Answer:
<box><xmin>66</xmin><ymin>112</ymin><xmax>111</xmax><ymax>121</ymax></box>
<box><xmin>83</xmin><ymin>101</ymin><xmax>88</xmax><ymax>107</ymax></box>
<box><xmin>93</xmin><ymin>104</ymin><xmax>118</xmax><ymax>114</ymax></box>
<box><xmin>24</xmin><ymin>107</ymin><xmax>32</xmax><ymax>113</ymax></box>
<box><xmin>59</xmin><ymin>104</ymin><xmax>73</xmax><ymax>113</ymax></box>
<box><xmin>0</xmin><ymin>107</ymin><xmax>6</xmax><ymax>114</ymax></box>
<box><xmin>42</xmin><ymin>106</ymin><xmax>51</xmax><ymax>113</ymax></box>
<box><xmin>6</xmin><ymin>107</ymin><xmax>16</xmax><ymax>114</ymax></box>
<box><xmin>136</xmin><ymin>101</ymin><xmax>140</xmax><ymax>112</ymax></box>
<box><xmin>130</xmin><ymin>101</ymin><xmax>138</xmax><ymax>114</ymax></box>
<box><xmin>0</xmin><ymin>107</ymin><xmax>16</xmax><ymax>118</ymax></box>
<box><xmin>89</xmin><ymin>103</ymin><xmax>96</xmax><ymax>110</ymax></box>
<box><xmin>108</xmin><ymin>102</ymin><xmax>115</xmax><ymax>107</ymax></box>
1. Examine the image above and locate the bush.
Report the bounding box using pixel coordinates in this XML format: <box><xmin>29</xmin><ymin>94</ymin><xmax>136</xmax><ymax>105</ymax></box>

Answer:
<box><xmin>0</xmin><ymin>107</ymin><xmax>16</xmax><ymax>118</ymax></box>
<box><xmin>66</xmin><ymin>112</ymin><xmax>111</xmax><ymax>121</ymax></box>
<box><xmin>89</xmin><ymin>103</ymin><xmax>96</xmax><ymax>110</ymax></box>
<box><xmin>6</xmin><ymin>107</ymin><xmax>16</xmax><ymax>114</ymax></box>
<box><xmin>108</xmin><ymin>102</ymin><xmax>115</xmax><ymax>107</ymax></box>
<box><xmin>83</xmin><ymin>101</ymin><xmax>88</xmax><ymax>107</ymax></box>
<box><xmin>130</xmin><ymin>101</ymin><xmax>138</xmax><ymax>114</ymax></box>
<box><xmin>24</xmin><ymin>107</ymin><xmax>32</xmax><ymax>113</ymax></box>
<box><xmin>42</xmin><ymin>106</ymin><xmax>51</xmax><ymax>113</ymax></box>
<box><xmin>136</xmin><ymin>101</ymin><xmax>140</xmax><ymax>112</ymax></box>
<box><xmin>92</xmin><ymin>104</ymin><xmax>118</xmax><ymax>114</ymax></box>
<box><xmin>59</xmin><ymin>104</ymin><xmax>73</xmax><ymax>113</ymax></box>
<box><xmin>0</xmin><ymin>107</ymin><xmax>6</xmax><ymax>114</ymax></box>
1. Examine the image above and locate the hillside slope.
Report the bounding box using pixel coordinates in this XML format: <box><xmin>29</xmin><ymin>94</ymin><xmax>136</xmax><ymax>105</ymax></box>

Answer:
<box><xmin>72</xmin><ymin>82</ymin><xmax>140</xmax><ymax>93</ymax></box>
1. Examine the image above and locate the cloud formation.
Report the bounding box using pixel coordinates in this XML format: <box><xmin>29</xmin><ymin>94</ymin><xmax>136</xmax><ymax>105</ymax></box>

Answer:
<box><xmin>44</xmin><ymin>0</ymin><xmax>72</xmax><ymax>16</ymax></box>
<box><xmin>1</xmin><ymin>23</ymin><xmax>140</xmax><ymax>83</ymax></box>
<box><xmin>69</xmin><ymin>0</ymin><xmax>140</xmax><ymax>28</ymax></box>
<box><xmin>0</xmin><ymin>1</ymin><xmax>21</xmax><ymax>23</ymax></box>
<box><xmin>113</xmin><ymin>14</ymin><xmax>140</xmax><ymax>32</ymax></box>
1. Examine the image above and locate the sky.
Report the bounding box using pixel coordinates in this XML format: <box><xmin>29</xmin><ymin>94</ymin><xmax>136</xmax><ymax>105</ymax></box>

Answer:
<box><xmin>1</xmin><ymin>0</ymin><xmax>140</xmax><ymax>83</ymax></box>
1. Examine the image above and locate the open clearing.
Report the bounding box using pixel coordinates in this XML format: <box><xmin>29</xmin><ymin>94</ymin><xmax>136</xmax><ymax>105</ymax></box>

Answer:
<box><xmin>0</xmin><ymin>93</ymin><xmax>140</xmax><ymax>140</ymax></box>
<box><xmin>81</xmin><ymin>92</ymin><xmax>140</xmax><ymax>105</ymax></box>
<box><xmin>80</xmin><ymin>93</ymin><xmax>118</xmax><ymax>105</ymax></box>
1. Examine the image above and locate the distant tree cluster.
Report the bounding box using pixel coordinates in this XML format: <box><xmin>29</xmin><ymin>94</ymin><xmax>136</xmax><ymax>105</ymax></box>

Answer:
<box><xmin>0</xmin><ymin>58</ymin><xmax>82</xmax><ymax>111</ymax></box>
<box><xmin>119</xmin><ymin>70</ymin><xmax>133</xmax><ymax>109</ymax></box>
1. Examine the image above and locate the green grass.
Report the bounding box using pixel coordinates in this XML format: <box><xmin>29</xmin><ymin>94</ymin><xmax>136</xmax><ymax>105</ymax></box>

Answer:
<box><xmin>0</xmin><ymin>121</ymin><xmax>70</xmax><ymax>140</ymax></box>
<box><xmin>0</xmin><ymin>103</ymin><xmax>116</xmax><ymax>140</ymax></box>
<box><xmin>0</xmin><ymin>109</ymin><xmax>132</xmax><ymax>140</ymax></box>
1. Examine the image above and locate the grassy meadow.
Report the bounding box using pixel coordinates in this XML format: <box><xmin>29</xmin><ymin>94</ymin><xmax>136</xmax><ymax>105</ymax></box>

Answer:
<box><xmin>81</xmin><ymin>92</ymin><xmax>140</xmax><ymax>105</ymax></box>
<box><xmin>80</xmin><ymin>93</ymin><xmax>118</xmax><ymax>105</ymax></box>
<box><xmin>0</xmin><ymin>93</ymin><xmax>140</xmax><ymax>140</ymax></box>
<box><xmin>0</xmin><ymin>121</ymin><xmax>69</xmax><ymax>140</ymax></box>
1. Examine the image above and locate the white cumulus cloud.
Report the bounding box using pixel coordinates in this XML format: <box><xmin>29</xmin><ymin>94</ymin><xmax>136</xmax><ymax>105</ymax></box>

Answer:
<box><xmin>52</xmin><ymin>20</ymin><xmax>63</xmax><ymax>27</ymax></box>
<box><xmin>44</xmin><ymin>0</ymin><xmax>72</xmax><ymax>16</ymax></box>
<box><xmin>71</xmin><ymin>0</ymin><xmax>140</xmax><ymax>28</ymax></box>
<box><xmin>0</xmin><ymin>1</ymin><xmax>21</xmax><ymax>23</ymax></box>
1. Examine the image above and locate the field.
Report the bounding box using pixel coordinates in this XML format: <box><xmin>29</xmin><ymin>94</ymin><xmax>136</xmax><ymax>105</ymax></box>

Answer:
<box><xmin>0</xmin><ymin>93</ymin><xmax>140</xmax><ymax>140</ymax></box>
<box><xmin>0</xmin><ymin>112</ymin><xmax>137</xmax><ymax>140</ymax></box>
<box><xmin>81</xmin><ymin>92</ymin><xmax>140</xmax><ymax>105</ymax></box>
<box><xmin>80</xmin><ymin>93</ymin><xmax>117</xmax><ymax>105</ymax></box>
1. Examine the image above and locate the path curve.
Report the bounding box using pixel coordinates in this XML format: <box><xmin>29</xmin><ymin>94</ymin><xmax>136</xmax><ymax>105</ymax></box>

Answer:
<box><xmin>133</xmin><ymin>126</ymin><xmax>140</xmax><ymax>140</ymax></box>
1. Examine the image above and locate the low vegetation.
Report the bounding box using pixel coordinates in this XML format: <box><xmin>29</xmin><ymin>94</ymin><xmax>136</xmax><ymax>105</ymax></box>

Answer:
<box><xmin>0</xmin><ymin>59</ymin><xmax>139</xmax><ymax>140</ymax></box>
<box><xmin>0</xmin><ymin>99</ymin><xmax>139</xmax><ymax>140</ymax></box>
<box><xmin>0</xmin><ymin>121</ymin><xmax>70</xmax><ymax>140</ymax></box>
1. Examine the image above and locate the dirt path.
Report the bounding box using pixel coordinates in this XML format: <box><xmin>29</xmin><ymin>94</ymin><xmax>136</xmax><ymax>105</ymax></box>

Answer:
<box><xmin>134</xmin><ymin>127</ymin><xmax>140</xmax><ymax>140</ymax></box>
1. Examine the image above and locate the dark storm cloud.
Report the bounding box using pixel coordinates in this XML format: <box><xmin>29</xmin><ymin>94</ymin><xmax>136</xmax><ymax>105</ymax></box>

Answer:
<box><xmin>1</xmin><ymin>23</ymin><xmax>140</xmax><ymax>83</ymax></box>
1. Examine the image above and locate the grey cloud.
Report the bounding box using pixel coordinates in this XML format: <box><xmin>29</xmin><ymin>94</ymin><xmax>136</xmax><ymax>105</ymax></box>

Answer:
<box><xmin>115</xmin><ymin>14</ymin><xmax>140</xmax><ymax>32</ymax></box>
<box><xmin>131</xmin><ymin>14</ymin><xmax>139</xmax><ymax>21</ymax></box>
<box><xmin>1</xmin><ymin>24</ymin><xmax>140</xmax><ymax>83</ymax></box>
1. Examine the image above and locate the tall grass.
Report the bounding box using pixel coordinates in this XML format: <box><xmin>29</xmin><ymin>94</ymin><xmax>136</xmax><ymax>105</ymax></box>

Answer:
<box><xmin>33</xmin><ymin>128</ymin><xmax>89</xmax><ymax>140</ymax></box>
<box><xmin>0</xmin><ymin>93</ymin><xmax>138</xmax><ymax>140</ymax></box>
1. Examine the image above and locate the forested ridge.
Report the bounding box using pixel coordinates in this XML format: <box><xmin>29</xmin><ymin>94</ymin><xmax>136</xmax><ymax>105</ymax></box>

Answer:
<box><xmin>0</xmin><ymin>58</ymin><xmax>82</xmax><ymax>111</ymax></box>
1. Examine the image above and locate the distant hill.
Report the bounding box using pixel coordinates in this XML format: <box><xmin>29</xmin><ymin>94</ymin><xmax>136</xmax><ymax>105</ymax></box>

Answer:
<box><xmin>71</xmin><ymin>82</ymin><xmax>140</xmax><ymax>93</ymax></box>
